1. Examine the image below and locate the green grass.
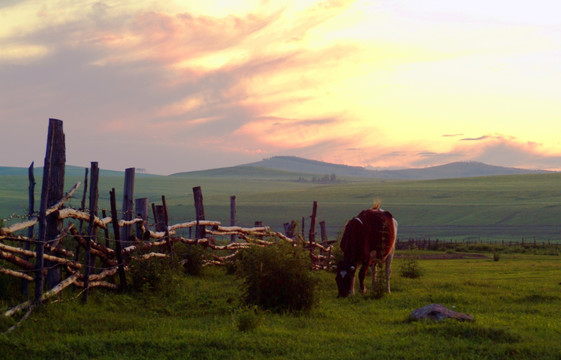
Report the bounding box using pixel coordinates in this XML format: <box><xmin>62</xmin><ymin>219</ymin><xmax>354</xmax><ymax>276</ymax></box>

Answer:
<box><xmin>1</xmin><ymin>253</ymin><xmax>561</xmax><ymax>359</ymax></box>
<box><xmin>2</xmin><ymin>172</ymin><xmax>561</xmax><ymax>241</ymax></box>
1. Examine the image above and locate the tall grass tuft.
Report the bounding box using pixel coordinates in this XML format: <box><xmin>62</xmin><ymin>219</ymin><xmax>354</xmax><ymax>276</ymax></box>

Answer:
<box><xmin>371</xmin><ymin>263</ymin><xmax>387</xmax><ymax>299</ymax></box>
<box><xmin>399</xmin><ymin>257</ymin><xmax>424</xmax><ymax>279</ymax></box>
<box><xmin>233</xmin><ymin>306</ymin><xmax>264</xmax><ymax>332</ymax></box>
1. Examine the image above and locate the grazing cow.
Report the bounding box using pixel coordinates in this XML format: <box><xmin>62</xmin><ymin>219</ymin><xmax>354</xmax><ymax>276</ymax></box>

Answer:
<box><xmin>336</xmin><ymin>205</ymin><xmax>398</xmax><ymax>297</ymax></box>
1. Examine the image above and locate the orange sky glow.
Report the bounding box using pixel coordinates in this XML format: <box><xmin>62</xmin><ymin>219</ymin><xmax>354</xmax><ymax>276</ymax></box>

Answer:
<box><xmin>1</xmin><ymin>0</ymin><xmax>561</xmax><ymax>174</ymax></box>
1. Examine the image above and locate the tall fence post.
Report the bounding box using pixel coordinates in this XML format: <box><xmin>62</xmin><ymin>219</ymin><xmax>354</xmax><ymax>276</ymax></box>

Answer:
<box><xmin>121</xmin><ymin>168</ymin><xmax>135</xmax><ymax>246</ymax></box>
<box><xmin>35</xmin><ymin>119</ymin><xmax>64</xmax><ymax>305</ymax></box>
<box><xmin>230</xmin><ymin>195</ymin><xmax>236</xmax><ymax>243</ymax></box>
<box><xmin>22</xmin><ymin>162</ymin><xmax>35</xmax><ymax>299</ymax></box>
<box><xmin>45</xmin><ymin>119</ymin><xmax>65</xmax><ymax>290</ymax></box>
<box><xmin>110</xmin><ymin>188</ymin><xmax>127</xmax><ymax>291</ymax></box>
<box><xmin>193</xmin><ymin>186</ymin><xmax>205</xmax><ymax>242</ymax></box>
<box><xmin>83</xmin><ymin>162</ymin><xmax>99</xmax><ymax>304</ymax></box>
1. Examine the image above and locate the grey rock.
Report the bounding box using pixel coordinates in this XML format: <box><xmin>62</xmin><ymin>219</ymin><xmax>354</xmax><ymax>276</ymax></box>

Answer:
<box><xmin>409</xmin><ymin>303</ymin><xmax>474</xmax><ymax>322</ymax></box>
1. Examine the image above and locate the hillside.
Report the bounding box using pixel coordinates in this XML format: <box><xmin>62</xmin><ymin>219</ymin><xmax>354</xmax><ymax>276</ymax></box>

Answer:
<box><xmin>212</xmin><ymin>156</ymin><xmax>550</xmax><ymax>180</ymax></box>
<box><xmin>170</xmin><ymin>165</ymin><xmax>312</xmax><ymax>179</ymax></box>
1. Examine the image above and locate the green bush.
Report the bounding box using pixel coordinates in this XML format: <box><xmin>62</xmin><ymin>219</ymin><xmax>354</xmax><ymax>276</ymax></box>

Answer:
<box><xmin>399</xmin><ymin>257</ymin><xmax>424</xmax><ymax>279</ymax></box>
<box><xmin>128</xmin><ymin>256</ymin><xmax>175</xmax><ymax>293</ymax></box>
<box><xmin>181</xmin><ymin>245</ymin><xmax>208</xmax><ymax>276</ymax></box>
<box><xmin>236</xmin><ymin>241</ymin><xmax>318</xmax><ymax>313</ymax></box>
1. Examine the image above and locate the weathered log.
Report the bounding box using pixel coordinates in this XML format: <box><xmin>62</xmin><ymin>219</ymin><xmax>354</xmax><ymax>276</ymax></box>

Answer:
<box><xmin>70</xmin><ymin>227</ymin><xmax>115</xmax><ymax>257</ymax></box>
<box><xmin>6</xmin><ymin>272</ymin><xmax>80</xmax><ymax>317</ymax></box>
<box><xmin>0</xmin><ymin>250</ymin><xmax>35</xmax><ymax>270</ymax></box>
<box><xmin>135</xmin><ymin>252</ymin><xmax>168</xmax><ymax>260</ymax></box>
<box><xmin>0</xmin><ymin>242</ymin><xmax>82</xmax><ymax>269</ymax></box>
<box><xmin>0</xmin><ymin>267</ymin><xmax>34</xmax><ymax>281</ymax></box>
<box><xmin>73</xmin><ymin>280</ymin><xmax>119</xmax><ymax>290</ymax></box>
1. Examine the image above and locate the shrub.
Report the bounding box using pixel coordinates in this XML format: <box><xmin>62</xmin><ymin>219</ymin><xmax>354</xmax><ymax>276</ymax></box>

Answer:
<box><xmin>181</xmin><ymin>245</ymin><xmax>208</xmax><ymax>276</ymax></box>
<box><xmin>236</xmin><ymin>241</ymin><xmax>318</xmax><ymax>313</ymax></box>
<box><xmin>399</xmin><ymin>257</ymin><xmax>424</xmax><ymax>279</ymax></box>
<box><xmin>128</xmin><ymin>256</ymin><xmax>175</xmax><ymax>293</ymax></box>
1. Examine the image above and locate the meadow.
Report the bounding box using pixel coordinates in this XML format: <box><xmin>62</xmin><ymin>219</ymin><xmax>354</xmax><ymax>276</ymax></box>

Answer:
<box><xmin>1</xmin><ymin>252</ymin><xmax>560</xmax><ymax>359</ymax></box>
<box><xmin>2</xmin><ymin>170</ymin><xmax>561</xmax><ymax>242</ymax></box>
<box><xmin>1</xmin><ymin>170</ymin><xmax>561</xmax><ymax>359</ymax></box>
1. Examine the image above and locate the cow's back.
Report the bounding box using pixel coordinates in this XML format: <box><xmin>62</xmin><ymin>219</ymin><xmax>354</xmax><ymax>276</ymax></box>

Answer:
<box><xmin>358</xmin><ymin>209</ymin><xmax>396</xmax><ymax>261</ymax></box>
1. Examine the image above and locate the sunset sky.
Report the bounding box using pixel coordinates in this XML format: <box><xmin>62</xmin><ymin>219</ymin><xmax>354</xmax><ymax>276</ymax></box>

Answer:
<box><xmin>1</xmin><ymin>0</ymin><xmax>561</xmax><ymax>174</ymax></box>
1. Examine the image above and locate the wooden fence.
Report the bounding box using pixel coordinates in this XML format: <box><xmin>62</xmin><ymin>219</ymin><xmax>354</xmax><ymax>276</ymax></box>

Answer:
<box><xmin>0</xmin><ymin>180</ymin><xmax>334</xmax><ymax>317</ymax></box>
<box><xmin>0</xmin><ymin>119</ymin><xmax>335</xmax><ymax>327</ymax></box>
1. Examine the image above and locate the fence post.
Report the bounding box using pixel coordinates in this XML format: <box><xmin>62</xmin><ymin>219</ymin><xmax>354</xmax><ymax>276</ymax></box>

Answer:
<box><xmin>121</xmin><ymin>168</ymin><xmax>135</xmax><ymax>246</ymax></box>
<box><xmin>154</xmin><ymin>204</ymin><xmax>167</xmax><ymax>251</ymax></box>
<box><xmin>74</xmin><ymin>168</ymin><xmax>89</xmax><ymax>261</ymax></box>
<box><xmin>193</xmin><ymin>186</ymin><xmax>205</xmax><ymax>241</ymax></box>
<box><xmin>230</xmin><ymin>195</ymin><xmax>236</xmax><ymax>243</ymax></box>
<box><xmin>161</xmin><ymin>196</ymin><xmax>175</xmax><ymax>260</ymax></box>
<box><xmin>135</xmin><ymin>198</ymin><xmax>149</xmax><ymax>239</ymax></box>
<box><xmin>22</xmin><ymin>162</ymin><xmax>35</xmax><ymax>299</ymax></box>
<box><xmin>35</xmin><ymin>119</ymin><xmax>64</xmax><ymax>304</ymax></box>
<box><xmin>83</xmin><ymin>162</ymin><xmax>99</xmax><ymax>304</ymax></box>
<box><xmin>101</xmin><ymin>210</ymin><xmax>110</xmax><ymax>248</ymax></box>
<box><xmin>110</xmin><ymin>188</ymin><xmax>127</xmax><ymax>290</ymax></box>
<box><xmin>309</xmin><ymin>201</ymin><xmax>317</xmax><ymax>244</ymax></box>
<box><xmin>44</xmin><ymin>119</ymin><xmax>65</xmax><ymax>290</ymax></box>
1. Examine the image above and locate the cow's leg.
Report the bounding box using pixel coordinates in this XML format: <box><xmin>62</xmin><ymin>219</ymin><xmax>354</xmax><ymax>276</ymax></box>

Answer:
<box><xmin>358</xmin><ymin>262</ymin><xmax>368</xmax><ymax>294</ymax></box>
<box><xmin>385</xmin><ymin>248</ymin><xmax>395</xmax><ymax>293</ymax></box>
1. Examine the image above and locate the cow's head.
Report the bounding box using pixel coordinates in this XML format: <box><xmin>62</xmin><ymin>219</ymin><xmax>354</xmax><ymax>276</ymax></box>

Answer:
<box><xmin>335</xmin><ymin>262</ymin><xmax>356</xmax><ymax>297</ymax></box>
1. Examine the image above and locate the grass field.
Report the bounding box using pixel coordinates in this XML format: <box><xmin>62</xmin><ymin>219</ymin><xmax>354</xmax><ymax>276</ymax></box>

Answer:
<box><xmin>1</xmin><ymin>252</ymin><xmax>560</xmax><ymax>359</ymax></box>
<box><xmin>2</xmin><ymin>171</ymin><xmax>561</xmax><ymax>241</ymax></box>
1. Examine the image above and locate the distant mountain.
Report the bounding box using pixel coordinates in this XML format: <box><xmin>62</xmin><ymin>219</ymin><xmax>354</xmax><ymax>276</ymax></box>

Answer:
<box><xmin>242</xmin><ymin>156</ymin><xmax>550</xmax><ymax>180</ymax></box>
<box><xmin>170</xmin><ymin>165</ymin><xmax>309</xmax><ymax>179</ymax></box>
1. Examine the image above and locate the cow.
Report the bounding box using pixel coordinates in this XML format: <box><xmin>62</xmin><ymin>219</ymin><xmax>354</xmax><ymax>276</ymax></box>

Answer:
<box><xmin>335</xmin><ymin>205</ymin><xmax>398</xmax><ymax>297</ymax></box>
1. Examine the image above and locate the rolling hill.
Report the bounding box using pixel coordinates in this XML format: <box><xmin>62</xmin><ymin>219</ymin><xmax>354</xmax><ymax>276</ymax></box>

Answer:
<box><xmin>172</xmin><ymin>156</ymin><xmax>551</xmax><ymax>180</ymax></box>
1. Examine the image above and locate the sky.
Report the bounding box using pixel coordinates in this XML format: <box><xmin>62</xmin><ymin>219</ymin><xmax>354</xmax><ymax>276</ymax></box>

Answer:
<box><xmin>1</xmin><ymin>0</ymin><xmax>561</xmax><ymax>175</ymax></box>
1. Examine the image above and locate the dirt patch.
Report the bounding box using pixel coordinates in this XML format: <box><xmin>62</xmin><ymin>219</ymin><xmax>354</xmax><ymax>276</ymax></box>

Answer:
<box><xmin>395</xmin><ymin>253</ymin><xmax>488</xmax><ymax>260</ymax></box>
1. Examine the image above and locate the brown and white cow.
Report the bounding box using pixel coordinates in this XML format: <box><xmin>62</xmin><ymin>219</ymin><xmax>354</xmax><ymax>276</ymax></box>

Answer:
<box><xmin>336</xmin><ymin>205</ymin><xmax>398</xmax><ymax>297</ymax></box>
